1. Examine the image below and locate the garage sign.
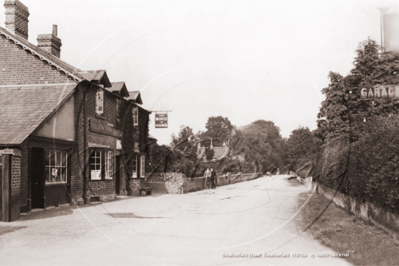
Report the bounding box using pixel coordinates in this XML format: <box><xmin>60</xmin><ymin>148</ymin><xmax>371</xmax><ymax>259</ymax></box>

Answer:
<box><xmin>360</xmin><ymin>85</ymin><xmax>399</xmax><ymax>98</ymax></box>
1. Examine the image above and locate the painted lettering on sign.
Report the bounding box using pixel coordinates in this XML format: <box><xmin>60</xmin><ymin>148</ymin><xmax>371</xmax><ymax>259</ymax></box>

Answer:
<box><xmin>90</xmin><ymin>119</ymin><xmax>122</xmax><ymax>138</ymax></box>
<box><xmin>360</xmin><ymin>85</ymin><xmax>399</xmax><ymax>98</ymax></box>
<box><xmin>155</xmin><ymin>114</ymin><xmax>168</xmax><ymax>128</ymax></box>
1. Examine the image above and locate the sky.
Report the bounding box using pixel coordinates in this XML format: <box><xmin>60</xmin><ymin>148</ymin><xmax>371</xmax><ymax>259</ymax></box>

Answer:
<box><xmin>0</xmin><ymin>0</ymin><xmax>397</xmax><ymax>144</ymax></box>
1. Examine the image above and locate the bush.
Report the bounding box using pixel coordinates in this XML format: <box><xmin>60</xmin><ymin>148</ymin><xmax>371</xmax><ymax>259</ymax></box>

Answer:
<box><xmin>316</xmin><ymin>115</ymin><xmax>399</xmax><ymax>212</ymax></box>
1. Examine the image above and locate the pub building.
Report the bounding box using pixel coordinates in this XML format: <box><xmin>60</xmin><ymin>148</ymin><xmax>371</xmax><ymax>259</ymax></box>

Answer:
<box><xmin>0</xmin><ymin>0</ymin><xmax>151</xmax><ymax>222</ymax></box>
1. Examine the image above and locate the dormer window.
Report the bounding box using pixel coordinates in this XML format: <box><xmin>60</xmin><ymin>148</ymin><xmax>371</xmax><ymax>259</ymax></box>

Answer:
<box><xmin>133</xmin><ymin>107</ymin><xmax>138</xmax><ymax>126</ymax></box>
<box><xmin>96</xmin><ymin>89</ymin><xmax>104</xmax><ymax>116</ymax></box>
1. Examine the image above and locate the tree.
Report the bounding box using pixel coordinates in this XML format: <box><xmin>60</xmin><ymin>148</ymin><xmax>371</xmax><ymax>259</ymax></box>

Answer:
<box><xmin>205</xmin><ymin>148</ymin><xmax>215</xmax><ymax>161</ymax></box>
<box><xmin>285</xmin><ymin>127</ymin><xmax>320</xmax><ymax>171</ymax></box>
<box><xmin>315</xmin><ymin>38</ymin><xmax>399</xmax><ymax>143</ymax></box>
<box><xmin>230</xmin><ymin>120</ymin><xmax>284</xmax><ymax>172</ymax></box>
<box><xmin>171</xmin><ymin>125</ymin><xmax>198</xmax><ymax>161</ymax></box>
<box><xmin>203</xmin><ymin>116</ymin><xmax>233</xmax><ymax>146</ymax></box>
<box><xmin>315</xmin><ymin>72</ymin><xmax>350</xmax><ymax>142</ymax></box>
<box><xmin>146</xmin><ymin>143</ymin><xmax>174</xmax><ymax>173</ymax></box>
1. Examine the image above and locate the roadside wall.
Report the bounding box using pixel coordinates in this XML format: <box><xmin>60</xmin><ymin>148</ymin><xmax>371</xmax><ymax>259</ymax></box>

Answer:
<box><xmin>145</xmin><ymin>172</ymin><xmax>263</xmax><ymax>194</ymax></box>
<box><xmin>183</xmin><ymin>177</ymin><xmax>205</xmax><ymax>193</ymax></box>
<box><xmin>309</xmin><ymin>179</ymin><xmax>399</xmax><ymax>240</ymax></box>
<box><xmin>145</xmin><ymin>173</ymin><xmax>184</xmax><ymax>194</ymax></box>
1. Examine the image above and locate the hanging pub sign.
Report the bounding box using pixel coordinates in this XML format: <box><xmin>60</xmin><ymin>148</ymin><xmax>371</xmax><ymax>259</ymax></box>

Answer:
<box><xmin>155</xmin><ymin>113</ymin><xmax>168</xmax><ymax>128</ymax></box>
<box><xmin>360</xmin><ymin>85</ymin><xmax>399</xmax><ymax>99</ymax></box>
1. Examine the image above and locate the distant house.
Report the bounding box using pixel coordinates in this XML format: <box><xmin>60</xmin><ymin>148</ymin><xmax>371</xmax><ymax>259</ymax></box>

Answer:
<box><xmin>0</xmin><ymin>0</ymin><xmax>150</xmax><ymax>221</ymax></box>
<box><xmin>197</xmin><ymin>139</ymin><xmax>229</xmax><ymax>161</ymax></box>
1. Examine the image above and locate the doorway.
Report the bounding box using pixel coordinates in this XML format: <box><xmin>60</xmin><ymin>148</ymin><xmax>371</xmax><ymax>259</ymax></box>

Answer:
<box><xmin>30</xmin><ymin>147</ymin><xmax>45</xmax><ymax>209</ymax></box>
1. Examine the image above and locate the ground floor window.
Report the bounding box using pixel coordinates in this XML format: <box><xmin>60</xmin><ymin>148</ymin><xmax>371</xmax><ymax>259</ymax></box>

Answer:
<box><xmin>90</xmin><ymin>150</ymin><xmax>102</xmax><ymax>180</ymax></box>
<box><xmin>90</xmin><ymin>149</ymin><xmax>114</xmax><ymax>180</ymax></box>
<box><xmin>140</xmin><ymin>155</ymin><xmax>145</xmax><ymax>178</ymax></box>
<box><xmin>132</xmin><ymin>155</ymin><xmax>137</xmax><ymax>178</ymax></box>
<box><xmin>105</xmin><ymin>151</ymin><xmax>114</xmax><ymax>180</ymax></box>
<box><xmin>45</xmin><ymin>150</ymin><xmax>68</xmax><ymax>183</ymax></box>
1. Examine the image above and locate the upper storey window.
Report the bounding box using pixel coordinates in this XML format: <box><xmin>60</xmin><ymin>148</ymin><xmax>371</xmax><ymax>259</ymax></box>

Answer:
<box><xmin>96</xmin><ymin>89</ymin><xmax>104</xmax><ymax>116</ymax></box>
<box><xmin>133</xmin><ymin>107</ymin><xmax>138</xmax><ymax>126</ymax></box>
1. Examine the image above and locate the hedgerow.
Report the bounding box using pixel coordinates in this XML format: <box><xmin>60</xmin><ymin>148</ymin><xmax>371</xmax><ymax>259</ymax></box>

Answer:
<box><xmin>317</xmin><ymin>116</ymin><xmax>399</xmax><ymax>212</ymax></box>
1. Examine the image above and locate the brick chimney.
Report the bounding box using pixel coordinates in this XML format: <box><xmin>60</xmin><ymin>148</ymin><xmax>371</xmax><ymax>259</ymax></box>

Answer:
<box><xmin>37</xmin><ymin>25</ymin><xmax>62</xmax><ymax>58</ymax></box>
<box><xmin>4</xmin><ymin>0</ymin><xmax>30</xmax><ymax>39</ymax></box>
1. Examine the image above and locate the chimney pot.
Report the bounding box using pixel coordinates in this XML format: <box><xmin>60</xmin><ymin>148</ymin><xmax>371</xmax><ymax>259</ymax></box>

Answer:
<box><xmin>4</xmin><ymin>0</ymin><xmax>30</xmax><ymax>39</ymax></box>
<box><xmin>52</xmin><ymin>24</ymin><xmax>57</xmax><ymax>36</ymax></box>
<box><xmin>37</xmin><ymin>25</ymin><xmax>62</xmax><ymax>58</ymax></box>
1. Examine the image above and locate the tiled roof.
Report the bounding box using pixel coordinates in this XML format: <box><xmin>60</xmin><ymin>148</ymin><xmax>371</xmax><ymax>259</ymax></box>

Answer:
<box><xmin>0</xmin><ymin>26</ymin><xmax>83</xmax><ymax>81</ymax></box>
<box><xmin>110</xmin><ymin>82</ymin><xmax>124</xmax><ymax>92</ymax></box>
<box><xmin>78</xmin><ymin>70</ymin><xmax>111</xmax><ymax>88</ymax></box>
<box><xmin>110</xmin><ymin>82</ymin><xmax>129</xmax><ymax>97</ymax></box>
<box><xmin>147</xmin><ymin>134</ymin><xmax>157</xmax><ymax>145</ymax></box>
<box><xmin>148</xmin><ymin>134</ymin><xmax>157</xmax><ymax>140</ymax></box>
<box><xmin>0</xmin><ymin>83</ymin><xmax>76</xmax><ymax>144</ymax></box>
<box><xmin>197</xmin><ymin>146</ymin><xmax>229</xmax><ymax>160</ymax></box>
<box><xmin>125</xmin><ymin>91</ymin><xmax>143</xmax><ymax>105</ymax></box>
<box><xmin>213</xmin><ymin>146</ymin><xmax>229</xmax><ymax>159</ymax></box>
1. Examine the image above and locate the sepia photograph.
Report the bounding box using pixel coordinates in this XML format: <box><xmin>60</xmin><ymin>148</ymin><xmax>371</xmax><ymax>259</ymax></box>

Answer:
<box><xmin>1</xmin><ymin>0</ymin><xmax>399</xmax><ymax>265</ymax></box>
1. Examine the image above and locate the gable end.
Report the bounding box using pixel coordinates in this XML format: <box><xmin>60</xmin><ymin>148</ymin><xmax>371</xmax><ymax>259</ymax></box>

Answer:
<box><xmin>0</xmin><ymin>32</ymin><xmax>81</xmax><ymax>84</ymax></box>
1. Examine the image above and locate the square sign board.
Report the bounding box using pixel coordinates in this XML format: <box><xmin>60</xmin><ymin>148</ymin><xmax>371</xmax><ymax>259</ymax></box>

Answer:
<box><xmin>155</xmin><ymin>113</ymin><xmax>168</xmax><ymax>128</ymax></box>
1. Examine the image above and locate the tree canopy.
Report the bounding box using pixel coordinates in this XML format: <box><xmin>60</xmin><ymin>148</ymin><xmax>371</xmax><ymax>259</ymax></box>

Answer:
<box><xmin>203</xmin><ymin>116</ymin><xmax>233</xmax><ymax>146</ymax></box>
<box><xmin>231</xmin><ymin>120</ymin><xmax>284</xmax><ymax>172</ymax></box>
<box><xmin>170</xmin><ymin>125</ymin><xmax>198</xmax><ymax>161</ymax></box>
<box><xmin>285</xmin><ymin>126</ymin><xmax>320</xmax><ymax>171</ymax></box>
<box><xmin>315</xmin><ymin>38</ymin><xmax>399</xmax><ymax>142</ymax></box>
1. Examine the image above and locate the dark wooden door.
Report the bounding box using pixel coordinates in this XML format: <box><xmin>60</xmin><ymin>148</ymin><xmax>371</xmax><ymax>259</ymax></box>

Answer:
<box><xmin>115</xmin><ymin>156</ymin><xmax>120</xmax><ymax>195</ymax></box>
<box><xmin>31</xmin><ymin>148</ymin><xmax>45</xmax><ymax>209</ymax></box>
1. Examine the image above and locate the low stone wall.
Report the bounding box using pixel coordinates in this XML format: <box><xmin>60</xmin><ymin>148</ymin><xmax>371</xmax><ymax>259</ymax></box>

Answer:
<box><xmin>144</xmin><ymin>172</ymin><xmax>263</xmax><ymax>195</ymax></box>
<box><xmin>217</xmin><ymin>174</ymin><xmax>230</xmax><ymax>186</ymax></box>
<box><xmin>165</xmin><ymin>173</ymin><xmax>185</xmax><ymax>194</ymax></box>
<box><xmin>129</xmin><ymin>178</ymin><xmax>145</xmax><ymax>196</ymax></box>
<box><xmin>183</xmin><ymin>177</ymin><xmax>206</xmax><ymax>193</ymax></box>
<box><xmin>313</xmin><ymin>181</ymin><xmax>399</xmax><ymax>240</ymax></box>
<box><xmin>145</xmin><ymin>173</ymin><xmax>184</xmax><ymax>194</ymax></box>
<box><xmin>229</xmin><ymin>173</ymin><xmax>242</xmax><ymax>184</ymax></box>
<box><xmin>145</xmin><ymin>182</ymin><xmax>167</xmax><ymax>194</ymax></box>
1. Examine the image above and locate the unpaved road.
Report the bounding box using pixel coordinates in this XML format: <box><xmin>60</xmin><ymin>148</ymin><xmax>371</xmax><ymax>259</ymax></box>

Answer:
<box><xmin>0</xmin><ymin>175</ymin><xmax>397</xmax><ymax>265</ymax></box>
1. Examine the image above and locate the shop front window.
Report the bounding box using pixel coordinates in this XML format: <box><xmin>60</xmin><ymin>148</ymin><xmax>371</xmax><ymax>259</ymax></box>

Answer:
<box><xmin>90</xmin><ymin>150</ymin><xmax>114</xmax><ymax>180</ymax></box>
<box><xmin>45</xmin><ymin>150</ymin><xmax>68</xmax><ymax>184</ymax></box>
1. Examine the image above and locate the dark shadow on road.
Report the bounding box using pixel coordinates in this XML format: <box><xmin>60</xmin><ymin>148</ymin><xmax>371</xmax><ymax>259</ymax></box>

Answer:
<box><xmin>0</xmin><ymin>225</ymin><xmax>27</xmax><ymax>236</ymax></box>
<box><xmin>106</xmin><ymin>213</ymin><xmax>170</xmax><ymax>219</ymax></box>
<box><xmin>294</xmin><ymin>191</ymin><xmax>399</xmax><ymax>266</ymax></box>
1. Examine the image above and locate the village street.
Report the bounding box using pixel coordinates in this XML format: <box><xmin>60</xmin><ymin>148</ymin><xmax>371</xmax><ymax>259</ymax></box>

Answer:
<box><xmin>1</xmin><ymin>175</ymin><xmax>398</xmax><ymax>266</ymax></box>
